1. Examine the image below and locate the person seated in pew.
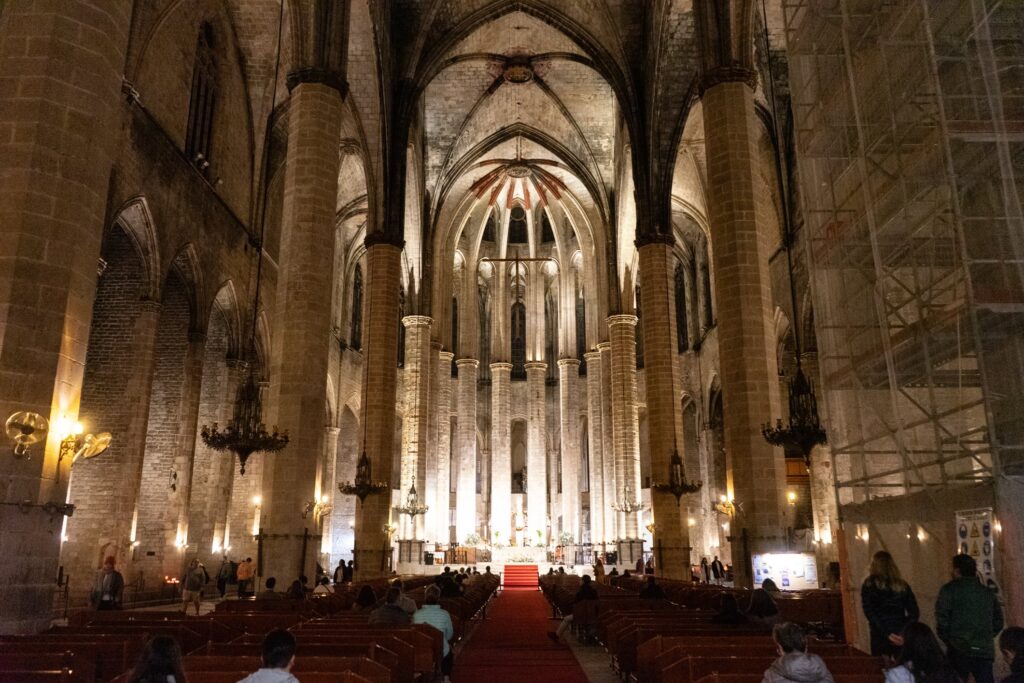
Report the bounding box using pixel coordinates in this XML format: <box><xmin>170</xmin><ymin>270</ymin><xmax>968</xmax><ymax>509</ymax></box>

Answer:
<box><xmin>352</xmin><ymin>584</ymin><xmax>378</xmax><ymax>611</ymax></box>
<box><xmin>391</xmin><ymin>579</ymin><xmax>418</xmax><ymax>614</ymax></box>
<box><xmin>1000</xmin><ymin>627</ymin><xmax>1024</xmax><ymax>683</ymax></box>
<box><xmin>639</xmin><ymin>575</ymin><xmax>667</xmax><ymax>599</ymax></box>
<box><xmin>285</xmin><ymin>579</ymin><xmax>305</xmax><ymax>600</ymax></box>
<box><xmin>711</xmin><ymin>593</ymin><xmax>749</xmax><ymax>625</ymax></box>
<box><xmin>439</xmin><ymin>572</ymin><xmax>463</xmax><ymax>598</ymax></box>
<box><xmin>884</xmin><ymin>622</ymin><xmax>961</xmax><ymax>683</ymax></box>
<box><xmin>436</xmin><ymin>566</ymin><xmax>453</xmax><ymax>586</ymax></box>
<box><xmin>413</xmin><ymin>585</ymin><xmax>455</xmax><ymax>683</ymax></box>
<box><xmin>763</xmin><ymin>622</ymin><xmax>835</xmax><ymax>683</ymax></box>
<box><xmin>127</xmin><ymin>635</ymin><xmax>187</xmax><ymax>683</ymax></box>
<box><xmin>548</xmin><ymin>574</ymin><xmax>599</xmax><ymax>644</ymax></box>
<box><xmin>370</xmin><ymin>587</ymin><xmax>413</xmax><ymax>625</ymax></box>
<box><xmin>748</xmin><ymin>588</ymin><xmax>781</xmax><ymax>629</ymax></box>
<box><xmin>239</xmin><ymin>629</ymin><xmax>299</xmax><ymax>683</ymax></box>
<box><xmin>763</xmin><ymin>578</ymin><xmax>783</xmax><ymax>594</ymax></box>
<box><xmin>313</xmin><ymin>577</ymin><xmax>334</xmax><ymax>595</ymax></box>
<box><xmin>484</xmin><ymin>565</ymin><xmax>494</xmax><ymax>578</ymax></box>
<box><xmin>257</xmin><ymin>577</ymin><xmax>283</xmax><ymax>599</ymax></box>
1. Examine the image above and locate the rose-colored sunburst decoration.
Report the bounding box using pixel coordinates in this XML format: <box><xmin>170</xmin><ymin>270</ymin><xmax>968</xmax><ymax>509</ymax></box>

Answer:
<box><xmin>468</xmin><ymin>156</ymin><xmax>568</xmax><ymax>209</ymax></box>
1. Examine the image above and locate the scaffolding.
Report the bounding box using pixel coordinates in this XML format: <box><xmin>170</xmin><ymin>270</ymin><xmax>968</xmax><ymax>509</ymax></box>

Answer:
<box><xmin>783</xmin><ymin>0</ymin><xmax>1024</xmax><ymax>504</ymax></box>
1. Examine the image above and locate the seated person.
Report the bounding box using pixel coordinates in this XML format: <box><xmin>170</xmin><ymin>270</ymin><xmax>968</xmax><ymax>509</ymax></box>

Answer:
<box><xmin>313</xmin><ymin>577</ymin><xmax>333</xmax><ymax>595</ymax></box>
<box><xmin>548</xmin><ymin>574</ymin><xmax>598</xmax><ymax>643</ymax></box>
<box><xmin>1000</xmin><ymin>627</ymin><xmax>1024</xmax><ymax>683</ymax></box>
<box><xmin>257</xmin><ymin>577</ymin><xmax>282</xmax><ymax>599</ymax></box>
<box><xmin>763</xmin><ymin>622</ymin><xmax>835</xmax><ymax>683</ymax></box>
<box><xmin>747</xmin><ymin>588</ymin><xmax>780</xmax><ymax>629</ymax></box>
<box><xmin>439</xmin><ymin>572</ymin><xmax>463</xmax><ymax>598</ymax></box>
<box><xmin>239</xmin><ymin>629</ymin><xmax>299</xmax><ymax>683</ymax></box>
<box><xmin>762</xmin><ymin>577</ymin><xmax>782</xmax><ymax>594</ymax></box>
<box><xmin>711</xmin><ymin>593</ymin><xmax>749</xmax><ymax>625</ymax></box>
<box><xmin>370</xmin><ymin>587</ymin><xmax>412</xmax><ymax>625</ymax></box>
<box><xmin>414</xmin><ymin>586</ymin><xmax>455</xmax><ymax>683</ymax></box>
<box><xmin>284</xmin><ymin>579</ymin><xmax>305</xmax><ymax>600</ymax></box>
<box><xmin>351</xmin><ymin>584</ymin><xmax>377</xmax><ymax>611</ymax></box>
<box><xmin>639</xmin><ymin>575</ymin><xmax>666</xmax><ymax>599</ymax></box>
<box><xmin>884</xmin><ymin>622</ymin><xmax>961</xmax><ymax>683</ymax></box>
<box><xmin>392</xmin><ymin>579</ymin><xmax>418</xmax><ymax>614</ymax></box>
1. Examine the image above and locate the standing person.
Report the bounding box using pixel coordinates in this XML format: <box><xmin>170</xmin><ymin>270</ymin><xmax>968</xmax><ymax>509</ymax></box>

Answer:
<box><xmin>763</xmin><ymin>622</ymin><xmax>835</xmax><ymax>683</ymax></box>
<box><xmin>861</xmin><ymin>550</ymin><xmax>920</xmax><ymax>659</ymax></box>
<box><xmin>343</xmin><ymin>559</ymin><xmax>354</xmax><ymax>583</ymax></box>
<box><xmin>645</xmin><ymin>556</ymin><xmax>655</xmax><ymax>575</ymax></box>
<box><xmin>936</xmin><ymin>554</ymin><xmax>1004</xmax><ymax>683</ymax></box>
<box><xmin>414</xmin><ymin>586</ymin><xmax>455</xmax><ymax>683</ymax></box>
<box><xmin>179</xmin><ymin>559</ymin><xmax>208</xmax><ymax>616</ymax></box>
<box><xmin>701</xmin><ymin>557</ymin><xmax>711</xmax><ymax>584</ymax></box>
<box><xmin>239</xmin><ymin>629</ymin><xmax>298</xmax><ymax>683</ymax></box>
<box><xmin>90</xmin><ymin>555</ymin><xmax>125</xmax><ymax>610</ymax></box>
<box><xmin>594</xmin><ymin>557</ymin><xmax>606</xmax><ymax>585</ymax></box>
<box><xmin>236</xmin><ymin>557</ymin><xmax>255</xmax><ymax>598</ymax></box>
<box><xmin>884</xmin><ymin>622</ymin><xmax>961</xmax><ymax>683</ymax></box>
<box><xmin>333</xmin><ymin>559</ymin><xmax>346</xmax><ymax>586</ymax></box>
<box><xmin>635</xmin><ymin>557</ymin><xmax>644</xmax><ymax>575</ymax></box>
<box><xmin>711</xmin><ymin>556</ymin><xmax>725</xmax><ymax>585</ymax></box>
<box><xmin>126</xmin><ymin>635</ymin><xmax>187</xmax><ymax>683</ymax></box>
<box><xmin>216</xmin><ymin>557</ymin><xmax>234</xmax><ymax>599</ymax></box>
<box><xmin>998</xmin><ymin>627</ymin><xmax>1024</xmax><ymax>683</ymax></box>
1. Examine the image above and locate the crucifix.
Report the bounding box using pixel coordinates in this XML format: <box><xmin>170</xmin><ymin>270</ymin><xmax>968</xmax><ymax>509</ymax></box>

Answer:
<box><xmin>481</xmin><ymin>248</ymin><xmax>554</xmax><ymax>304</ymax></box>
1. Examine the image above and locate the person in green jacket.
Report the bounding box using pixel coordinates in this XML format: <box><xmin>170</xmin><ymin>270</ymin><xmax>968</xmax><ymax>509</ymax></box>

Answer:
<box><xmin>935</xmin><ymin>554</ymin><xmax>1004</xmax><ymax>683</ymax></box>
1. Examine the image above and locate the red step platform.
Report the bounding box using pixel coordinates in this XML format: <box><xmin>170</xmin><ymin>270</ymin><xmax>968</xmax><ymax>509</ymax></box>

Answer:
<box><xmin>502</xmin><ymin>564</ymin><xmax>539</xmax><ymax>589</ymax></box>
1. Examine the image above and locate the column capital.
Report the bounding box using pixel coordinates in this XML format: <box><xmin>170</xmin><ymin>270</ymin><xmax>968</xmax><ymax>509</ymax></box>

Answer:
<box><xmin>557</xmin><ymin>358</ymin><xmax>581</xmax><ymax>369</ymax></box>
<box><xmin>402</xmin><ymin>315</ymin><xmax>433</xmax><ymax>329</ymax></box>
<box><xmin>225</xmin><ymin>356</ymin><xmax>249</xmax><ymax>370</ymax></box>
<box><xmin>455</xmin><ymin>357</ymin><xmax>479</xmax><ymax>369</ymax></box>
<box><xmin>698</xmin><ymin>65</ymin><xmax>758</xmax><ymax>95</ymax></box>
<box><xmin>430</xmin><ymin>340</ymin><xmax>443</xmax><ymax>352</ymax></box>
<box><xmin>524</xmin><ymin>361</ymin><xmax>547</xmax><ymax>372</ymax></box>
<box><xmin>490</xmin><ymin>362</ymin><xmax>513</xmax><ymax>372</ymax></box>
<box><xmin>634</xmin><ymin>233</ymin><xmax>676</xmax><ymax>249</ymax></box>
<box><xmin>438</xmin><ymin>350</ymin><xmax>455</xmax><ymax>362</ymax></box>
<box><xmin>364</xmin><ymin>231</ymin><xmax>405</xmax><ymax>250</ymax></box>
<box><xmin>325</xmin><ymin>426</ymin><xmax>341</xmax><ymax>435</ymax></box>
<box><xmin>596</xmin><ymin>341</ymin><xmax>612</xmax><ymax>352</ymax></box>
<box><xmin>583</xmin><ymin>350</ymin><xmax>602</xmax><ymax>362</ymax></box>
<box><xmin>606</xmin><ymin>314</ymin><xmax>638</xmax><ymax>328</ymax></box>
<box><xmin>286</xmin><ymin>68</ymin><xmax>347</xmax><ymax>98</ymax></box>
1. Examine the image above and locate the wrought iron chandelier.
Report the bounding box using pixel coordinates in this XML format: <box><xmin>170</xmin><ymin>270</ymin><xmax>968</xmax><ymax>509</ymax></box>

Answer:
<box><xmin>338</xmin><ymin>448</ymin><xmax>390</xmax><ymax>503</ymax></box>
<box><xmin>758</xmin><ymin>0</ymin><xmax>827</xmax><ymax>461</ymax></box>
<box><xmin>652</xmin><ymin>441</ymin><xmax>703</xmax><ymax>505</ymax></box>
<box><xmin>200</xmin><ymin>0</ymin><xmax>289</xmax><ymax>475</ymax></box>
<box><xmin>610</xmin><ymin>484</ymin><xmax>645</xmax><ymax>514</ymax></box>
<box><xmin>395</xmin><ymin>476</ymin><xmax>429</xmax><ymax>517</ymax></box>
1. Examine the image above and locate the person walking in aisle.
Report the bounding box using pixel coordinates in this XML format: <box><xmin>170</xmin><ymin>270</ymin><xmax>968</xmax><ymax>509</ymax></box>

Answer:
<box><xmin>936</xmin><ymin>554</ymin><xmax>1004</xmax><ymax>683</ymax></box>
<box><xmin>216</xmin><ymin>556</ymin><xmax>235</xmax><ymax>599</ymax></box>
<box><xmin>236</xmin><ymin>557</ymin><xmax>255</xmax><ymax>598</ymax></box>
<box><xmin>701</xmin><ymin>556</ymin><xmax>710</xmax><ymax>584</ymax></box>
<box><xmin>180</xmin><ymin>559</ymin><xmax>209</xmax><ymax>616</ymax></box>
<box><xmin>861</xmin><ymin>550</ymin><xmax>920</xmax><ymax>659</ymax></box>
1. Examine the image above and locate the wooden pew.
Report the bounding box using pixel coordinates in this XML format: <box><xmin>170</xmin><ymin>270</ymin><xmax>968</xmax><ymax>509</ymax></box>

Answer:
<box><xmin>0</xmin><ymin>634</ymin><xmax>143</xmax><ymax>682</ymax></box>
<box><xmin>184</xmin><ymin>655</ymin><xmax>390</xmax><ymax>683</ymax></box>
<box><xmin>0</xmin><ymin>652</ymin><xmax>93</xmax><ymax>683</ymax></box>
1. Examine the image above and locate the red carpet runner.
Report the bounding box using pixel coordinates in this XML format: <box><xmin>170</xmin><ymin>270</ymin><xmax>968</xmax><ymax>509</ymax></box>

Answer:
<box><xmin>453</xmin><ymin>588</ymin><xmax>589</xmax><ymax>683</ymax></box>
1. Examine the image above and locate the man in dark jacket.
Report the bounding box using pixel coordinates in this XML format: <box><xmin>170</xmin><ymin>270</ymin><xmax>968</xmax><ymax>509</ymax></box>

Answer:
<box><xmin>936</xmin><ymin>554</ymin><xmax>1004</xmax><ymax>683</ymax></box>
<box><xmin>369</xmin><ymin>587</ymin><xmax>413</xmax><ymax>625</ymax></box>
<box><xmin>90</xmin><ymin>556</ymin><xmax>125</xmax><ymax>610</ymax></box>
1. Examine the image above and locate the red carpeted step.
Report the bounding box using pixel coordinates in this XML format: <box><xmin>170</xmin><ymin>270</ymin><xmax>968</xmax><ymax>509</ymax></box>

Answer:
<box><xmin>502</xmin><ymin>564</ymin><xmax>538</xmax><ymax>588</ymax></box>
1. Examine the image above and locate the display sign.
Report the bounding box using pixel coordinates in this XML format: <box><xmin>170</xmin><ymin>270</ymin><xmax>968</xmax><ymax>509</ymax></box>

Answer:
<box><xmin>751</xmin><ymin>552</ymin><xmax>819</xmax><ymax>590</ymax></box>
<box><xmin>955</xmin><ymin>508</ymin><xmax>998</xmax><ymax>592</ymax></box>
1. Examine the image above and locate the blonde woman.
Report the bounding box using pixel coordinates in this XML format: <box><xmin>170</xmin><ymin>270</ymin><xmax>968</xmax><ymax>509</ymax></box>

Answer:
<box><xmin>861</xmin><ymin>550</ymin><xmax>919</xmax><ymax>658</ymax></box>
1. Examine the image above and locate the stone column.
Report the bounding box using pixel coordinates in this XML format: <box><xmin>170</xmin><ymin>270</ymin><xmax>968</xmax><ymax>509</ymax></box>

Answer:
<box><xmin>525</xmin><ymin>361</ymin><xmax>548</xmax><ymax>545</ymax></box>
<box><xmin>584</xmin><ymin>351</ymin><xmax>605</xmax><ymax>546</ymax></box>
<box><xmin>423</xmin><ymin>342</ymin><xmax>441</xmax><ymax>543</ymax></box>
<box><xmin>607</xmin><ymin>315</ymin><xmax>642</xmax><ymax>540</ymax></box>
<box><xmin>434</xmin><ymin>350</ymin><xmax>454</xmax><ymax>544</ymax></box>
<box><xmin>454</xmin><ymin>358</ymin><xmax>479</xmax><ymax>543</ymax></box>
<box><xmin>353</xmin><ymin>238</ymin><xmax>403</xmax><ymax>579</ymax></box>
<box><xmin>558</xmin><ymin>359</ymin><xmax>581</xmax><ymax>542</ymax></box>
<box><xmin>399</xmin><ymin>316</ymin><xmax>432</xmax><ymax>540</ymax></box>
<box><xmin>262</xmin><ymin>79</ymin><xmax>343</xmax><ymax>583</ymax></box>
<box><xmin>490</xmin><ymin>362</ymin><xmax>513</xmax><ymax>545</ymax></box>
<box><xmin>597</xmin><ymin>342</ymin><xmax>617</xmax><ymax>545</ymax></box>
<box><xmin>319</xmin><ymin>427</ymin><xmax>340</xmax><ymax>559</ymax></box>
<box><xmin>800</xmin><ymin>352</ymin><xmax>838</xmax><ymax>564</ymax></box>
<box><xmin>702</xmin><ymin>71</ymin><xmax>787</xmax><ymax>587</ymax></box>
<box><xmin>0</xmin><ymin>0</ymin><xmax>132</xmax><ymax>633</ymax></box>
<box><xmin>169</xmin><ymin>333</ymin><xmax>207</xmax><ymax>571</ymax></box>
<box><xmin>638</xmin><ymin>238</ymin><xmax>691</xmax><ymax>579</ymax></box>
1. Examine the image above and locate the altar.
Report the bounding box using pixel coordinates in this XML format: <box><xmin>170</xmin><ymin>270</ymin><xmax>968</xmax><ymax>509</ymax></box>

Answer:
<box><xmin>492</xmin><ymin>545</ymin><xmax>547</xmax><ymax>565</ymax></box>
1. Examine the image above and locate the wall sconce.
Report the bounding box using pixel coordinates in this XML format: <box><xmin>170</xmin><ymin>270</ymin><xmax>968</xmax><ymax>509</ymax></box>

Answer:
<box><xmin>687</xmin><ymin>517</ymin><xmax>696</xmax><ymax>527</ymax></box>
<box><xmin>54</xmin><ymin>417</ymin><xmax>111</xmax><ymax>485</ymax></box>
<box><xmin>383</xmin><ymin>523</ymin><xmax>397</xmax><ymax>537</ymax></box>
<box><xmin>787</xmin><ymin>490</ymin><xmax>797</xmax><ymax>506</ymax></box>
<box><xmin>712</xmin><ymin>494</ymin><xmax>738</xmax><ymax>516</ymax></box>
<box><xmin>4</xmin><ymin>411</ymin><xmax>49</xmax><ymax>459</ymax></box>
<box><xmin>303</xmin><ymin>495</ymin><xmax>333</xmax><ymax>521</ymax></box>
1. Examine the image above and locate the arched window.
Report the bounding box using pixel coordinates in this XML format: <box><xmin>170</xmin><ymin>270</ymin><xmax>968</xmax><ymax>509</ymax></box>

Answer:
<box><xmin>545</xmin><ymin>288</ymin><xmax>557</xmax><ymax>381</ymax></box>
<box><xmin>397</xmin><ymin>286</ymin><xmax>406</xmax><ymax>368</ymax></box>
<box><xmin>350</xmin><ymin>264</ymin><xmax>363</xmax><ymax>350</ymax></box>
<box><xmin>478</xmin><ymin>283</ymin><xmax>490</xmax><ymax>381</ymax></box>
<box><xmin>186</xmin><ymin>23</ymin><xmax>217</xmax><ymax>174</ymax></box>
<box><xmin>699</xmin><ymin>243</ymin><xmax>714</xmax><ymax>329</ymax></box>
<box><xmin>511</xmin><ymin>300</ymin><xmax>526</xmax><ymax>379</ymax></box>
<box><xmin>482</xmin><ymin>212</ymin><xmax>496</xmax><ymax>243</ymax></box>
<box><xmin>675</xmin><ymin>262</ymin><xmax>689</xmax><ymax>352</ymax></box>
<box><xmin>541</xmin><ymin>212</ymin><xmax>555</xmax><ymax>244</ymax></box>
<box><xmin>635</xmin><ymin>285</ymin><xmax>645</xmax><ymax>369</ymax></box>
<box><xmin>451</xmin><ymin>296</ymin><xmax>459</xmax><ymax>376</ymax></box>
<box><xmin>575</xmin><ymin>281</ymin><xmax>586</xmax><ymax>369</ymax></box>
<box><xmin>508</xmin><ymin>206</ymin><xmax>528</xmax><ymax>244</ymax></box>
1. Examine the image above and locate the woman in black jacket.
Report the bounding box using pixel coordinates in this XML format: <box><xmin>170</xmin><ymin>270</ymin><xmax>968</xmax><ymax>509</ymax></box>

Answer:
<box><xmin>861</xmin><ymin>550</ymin><xmax>920</xmax><ymax>659</ymax></box>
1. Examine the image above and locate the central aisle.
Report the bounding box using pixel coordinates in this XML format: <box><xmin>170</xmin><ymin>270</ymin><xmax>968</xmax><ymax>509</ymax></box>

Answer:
<box><xmin>453</xmin><ymin>588</ymin><xmax>589</xmax><ymax>683</ymax></box>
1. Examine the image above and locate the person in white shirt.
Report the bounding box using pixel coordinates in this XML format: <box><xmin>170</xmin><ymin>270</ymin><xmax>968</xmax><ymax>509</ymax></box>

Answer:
<box><xmin>413</xmin><ymin>585</ymin><xmax>455</xmax><ymax>683</ymax></box>
<box><xmin>238</xmin><ymin>629</ymin><xmax>299</xmax><ymax>683</ymax></box>
<box><xmin>313</xmin><ymin>577</ymin><xmax>334</xmax><ymax>595</ymax></box>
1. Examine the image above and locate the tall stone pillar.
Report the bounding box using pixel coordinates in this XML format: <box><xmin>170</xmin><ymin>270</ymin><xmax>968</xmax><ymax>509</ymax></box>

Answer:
<box><xmin>0</xmin><ymin>0</ymin><xmax>132</xmax><ymax>633</ymax></box>
<box><xmin>800</xmin><ymin>352</ymin><xmax>839</xmax><ymax>564</ymax></box>
<box><xmin>423</xmin><ymin>342</ymin><xmax>441</xmax><ymax>543</ymax></box>
<box><xmin>353</xmin><ymin>238</ymin><xmax>403</xmax><ymax>579</ymax></box>
<box><xmin>597</xmin><ymin>342</ymin><xmax>617</xmax><ymax>545</ymax></box>
<box><xmin>638</xmin><ymin>238</ymin><xmax>691</xmax><ymax>579</ymax></box>
<box><xmin>399</xmin><ymin>316</ymin><xmax>432</xmax><ymax>540</ymax></box>
<box><xmin>454</xmin><ymin>359</ymin><xmax>479</xmax><ymax>543</ymax></box>
<box><xmin>319</xmin><ymin>427</ymin><xmax>340</xmax><ymax>559</ymax></box>
<box><xmin>525</xmin><ymin>361</ymin><xmax>548</xmax><ymax>545</ymax></box>
<box><xmin>558</xmin><ymin>359</ymin><xmax>581</xmax><ymax>542</ymax></box>
<box><xmin>702</xmin><ymin>71</ymin><xmax>787</xmax><ymax>587</ymax></box>
<box><xmin>169</xmin><ymin>333</ymin><xmax>207</xmax><ymax>571</ymax></box>
<box><xmin>434</xmin><ymin>350</ymin><xmax>454</xmax><ymax>544</ymax></box>
<box><xmin>607</xmin><ymin>315</ymin><xmax>642</xmax><ymax>540</ymax></box>
<box><xmin>490</xmin><ymin>362</ymin><xmax>513</xmax><ymax>545</ymax></box>
<box><xmin>584</xmin><ymin>351</ymin><xmax>605</xmax><ymax>545</ymax></box>
<box><xmin>263</xmin><ymin>80</ymin><xmax>343</xmax><ymax>583</ymax></box>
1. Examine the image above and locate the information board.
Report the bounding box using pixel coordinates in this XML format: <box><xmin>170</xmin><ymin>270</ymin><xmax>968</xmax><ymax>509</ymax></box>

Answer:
<box><xmin>955</xmin><ymin>508</ymin><xmax>998</xmax><ymax>592</ymax></box>
<box><xmin>751</xmin><ymin>552</ymin><xmax>819</xmax><ymax>590</ymax></box>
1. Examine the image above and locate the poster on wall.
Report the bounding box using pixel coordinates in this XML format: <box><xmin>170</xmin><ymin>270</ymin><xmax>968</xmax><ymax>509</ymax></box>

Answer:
<box><xmin>955</xmin><ymin>508</ymin><xmax>998</xmax><ymax>593</ymax></box>
<box><xmin>751</xmin><ymin>552</ymin><xmax>819</xmax><ymax>590</ymax></box>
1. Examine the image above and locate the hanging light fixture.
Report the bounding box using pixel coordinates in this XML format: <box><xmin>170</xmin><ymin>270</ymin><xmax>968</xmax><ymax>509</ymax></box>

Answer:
<box><xmin>652</xmin><ymin>440</ymin><xmax>703</xmax><ymax>506</ymax></box>
<box><xmin>201</xmin><ymin>0</ymin><xmax>289</xmax><ymax>474</ymax></box>
<box><xmin>395</xmin><ymin>476</ymin><xmax>429</xmax><ymax>517</ymax></box>
<box><xmin>611</xmin><ymin>484</ymin><xmax>645</xmax><ymax>514</ymax></box>
<box><xmin>758</xmin><ymin>0</ymin><xmax>827</xmax><ymax>462</ymax></box>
